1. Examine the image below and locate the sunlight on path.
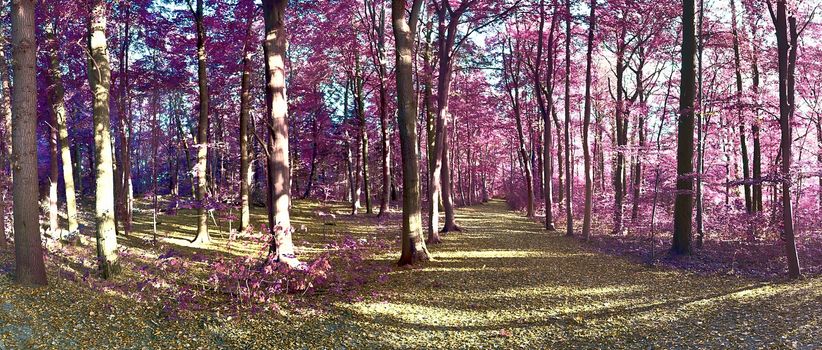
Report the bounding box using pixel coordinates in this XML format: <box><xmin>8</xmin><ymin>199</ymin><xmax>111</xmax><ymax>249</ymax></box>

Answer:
<box><xmin>258</xmin><ymin>200</ymin><xmax>822</xmax><ymax>348</ymax></box>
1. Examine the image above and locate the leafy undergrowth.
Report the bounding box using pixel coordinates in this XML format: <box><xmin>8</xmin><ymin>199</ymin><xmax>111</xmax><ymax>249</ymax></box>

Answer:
<box><xmin>581</xmin><ymin>227</ymin><xmax>822</xmax><ymax>279</ymax></box>
<box><xmin>519</xmin><ymin>200</ymin><xmax>822</xmax><ymax>280</ymax></box>
<box><xmin>2</xmin><ymin>199</ymin><xmax>821</xmax><ymax>348</ymax></box>
<box><xmin>0</xmin><ymin>199</ymin><xmax>397</xmax><ymax>348</ymax></box>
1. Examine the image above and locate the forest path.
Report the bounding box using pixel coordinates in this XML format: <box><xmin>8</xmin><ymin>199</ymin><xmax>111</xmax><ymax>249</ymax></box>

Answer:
<box><xmin>1</xmin><ymin>200</ymin><xmax>820</xmax><ymax>348</ymax></box>
<box><xmin>256</xmin><ymin>200</ymin><xmax>822</xmax><ymax>348</ymax></box>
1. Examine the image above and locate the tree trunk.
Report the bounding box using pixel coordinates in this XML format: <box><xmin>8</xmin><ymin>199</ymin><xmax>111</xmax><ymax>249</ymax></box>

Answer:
<box><xmin>613</xmin><ymin>26</ymin><xmax>627</xmax><ymax>235</ymax></box>
<box><xmin>0</xmin><ymin>188</ymin><xmax>5</xmax><ymax>249</ymax></box>
<box><xmin>433</xmin><ymin>4</ymin><xmax>464</xmax><ymax>233</ymax></box>
<box><xmin>172</xmin><ymin>103</ymin><xmax>194</xmax><ymax>197</ymax></box>
<box><xmin>346</xmin><ymin>130</ymin><xmax>359</xmax><ymax>213</ymax></box>
<box><xmin>595</xmin><ymin>107</ymin><xmax>606</xmax><ymax>192</ymax></box>
<box><xmin>117</xmin><ymin>3</ymin><xmax>133</xmax><ymax>236</ymax></box>
<box><xmin>784</xmin><ymin>9</ymin><xmax>800</xmax><ymax>278</ymax></box>
<box><xmin>366</xmin><ymin>1</ymin><xmax>392</xmax><ymax>217</ymax></box>
<box><xmin>553</xmin><ymin>105</ymin><xmax>564</xmax><ymax>203</ymax></box>
<box><xmin>341</xmin><ymin>80</ymin><xmax>359</xmax><ymax>214</ymax></box>
<box><xmin>457</xmin><ymin>144</ymin><xmax>466</xmax><ymax>206</ymax></box>
<box><xmin>582</xmin><ymin>0</ymin><xmax>596</xmax><ymax>239</ymax></box>
<box><xmin>49</xmin><ymin>109</ymin><xmax>59</xmax><ymax>239</ymax></box>
<box><xmin>672</xmin><ymin>0</ymin><xmax>697</xmax><ymax>255</ymax></box>
<box><xmin>11</xmin><ymin>0</ymin><xmax>46</xmax><ymax>284</ymax></box>
<box><xmin>421</xmin><ymin>20</ymin><xmax>442</xmax><ymax>243</ymax></box>
<box><xmin>730</xmin><ymin>0</ymin><xmax>752</xmax><ymax>216</ymax></box>
<box><xmin>170</xmin><ymin>144</ymin><xmax>179</xmax><ymax>197</ymax></box>
<box><xmin>538</xmin><ymin>0</ymin><xmax>558</xmax><ymax>230</ymax></box>
<box><xmin>378</xmin><ymin>78</ymin><xmax>391</xmax><ymax>216</ymax></box>
<box><xmin>770</xmin><ymin>0</ymin><xmax>800</xmax><ymax>278</ymax></box>
<box><xmin>393</xmin><ymin>0</ymin><xmax>429</xmax><ymax>266</ymax></box>
<box><xmin>428</xmin><ymin>15</ymin><xmax>448</xmax><ymax>239</ymax></box>
<box><xmin>752</xmin><ymin>122</ymin><xmax>763</xmax><ymax>212</ymax></box>
<box><xmin>563</xmin><ymin>0</ymin><xmax>573</xmax><ymax>236</ymax></box>
<box><xmin>0</xmin><ymin>27</ymin><xmax>11</xmax><ymax>249</ymax></box>
<box><xmin>352</xmin><ymin>135</ymin><xmax>362</xmax><ymax>214</ymax></box>
<box><xmin>441</xmin><ymin>123</ymin><xmax>459</xmax><ymax>230</ymax></box>
<box><xmin>354</xmin><ymin>51</ymin><xmax>372</xmax><ymax>215</ymax></box>
<box><xmin>262</xmin><ymin>0</ymin><xmax>299</xmax><ymax>268</ymax></box>
<box><xmin>303</xmin><ymin>113</ymin><xmax>319</xmax><ymax>199</ymax></box>
<box><xmin>817</xmin><ymin>116</ymin><xmax>822</xmax><ymax>211</ymax></box>
<box><xmin>694</xmin><ymin>0</ymin><xmax>705</xmax><ymax>248</ymax></box>
<box><xmin>505</xmin><ymin>37</ymin><xmax>535</xmax><ymax>218</ymax></box>
<box><xmin>192</xmin><ymin>0</ymin><xmax>210</xmax><ymax>244</ymax></box>
<box><xmin>111</xmin><ymin>132</ymin><xmax>121</xmax><ymax>236</ymax></box>
<box><xmin>651</xmin><ymin>64</ymin><xmax>675</xmax><ymax>246</ymax></box>
<box><xmin>73</xmin><ymin>144</ymin><xmax>84</xmax><ymax>195</ymax></box>
<box><xmin>730</xmin><ymin>0</ymin><xmax>755</xmax><ymax>240</ymax></box>
<box><xmin>239</xmin><ymin>16</ymin><xmax>253</xmax><ymax>231</ymax></box>
<box><xmin>467</xmin><ymin>129</ymin><xmax>474</xmax><ymax>206</ymax></box>
<box><xmin>631</xmin><ymin>47</ymin><xmax>647</xmax><ymax>224</ymax></box>
<box><xmin>47</xmin><ymin>30</ymin><xmax>79</xmax><ymax>236</ymax></box>
<box><xmin>738</xmin><ymin>112</ymin><xmax>752</xmax><ymax>214</ymax></box>
<box><xmin>151</xmin><ymin>93</ymin><xmax>159</xmax><ymax>241</ymax></box>
<box><xmin>88</xmin><ymin>0</ymin><xmax>120</xmax><ymax>278</ymax></box>
<box><xmin>535</xmin><ymin>126</ymin><xmax>544</xmax><ymax>200</ymax></box>
<box><xmin>746</xmin><ymin>4</ymin><xmax>764</xmax><ymax>212</ymax></box>
<box><xmin>630</xmin><ymin>109</ymin><xmax>645</xmax><ymax>223</ymax></box>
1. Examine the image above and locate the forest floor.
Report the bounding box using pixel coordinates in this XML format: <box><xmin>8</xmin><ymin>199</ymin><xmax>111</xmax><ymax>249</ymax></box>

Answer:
<box><xmin>1</xmin><ymin>199</ymin><xmax>821</xmax><ymax>348</ymax></box>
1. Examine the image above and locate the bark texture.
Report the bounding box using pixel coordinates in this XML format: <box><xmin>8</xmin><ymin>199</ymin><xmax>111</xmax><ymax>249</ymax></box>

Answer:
<box><xmin>47</xmin><ymin>29</ymin><xmax>79</xmax><ymax>236</ymax></box>
<box><xmin>582</xmin><ymin>0</ymin><xmax>596</xmax><ymax>239</ymax></box>
<box><xmin>393</xmin><ymin>0</ymin><xmax>430</xmax><ymax>266</ymax></box>
<box><xmin>192</xmin><ymin>0</ymin><xmax>210</xmax><ymax>244</ymax></box>
<box><xmin>89</xmin><ymin>0</ymin><xmax>120</xmax><ymax>278</ymax></box>
<box><xmin>11</xmin><ymin>0</ymin><xmax>47</xmax><ymax>284</ymax></box>
<box><xmin>263</xmin><ymin>0</ymin><xmax>300</xmax><ymax>268</ymax></box>
<box><xmin>673</xmin><ymin>0</ymin><xmax>697</xmax><ymax>255</ymax></box>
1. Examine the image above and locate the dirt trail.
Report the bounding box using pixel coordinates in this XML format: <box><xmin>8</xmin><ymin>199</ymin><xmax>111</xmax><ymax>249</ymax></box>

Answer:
<box><xmin>259</xmin><ymin>200</ymin><xmax>821</xmax><ymax>348</ymax></box>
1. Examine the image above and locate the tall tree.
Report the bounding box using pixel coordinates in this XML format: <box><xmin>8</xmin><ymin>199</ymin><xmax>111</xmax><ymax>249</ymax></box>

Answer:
<box><xmin>430</xmin><ymin>0</ymin><xmax>467</xmax><ymax>234</ymax></box>
<box><xmin>117</xmin><ymin>0</ymin><xmax>134</xmax><ymax>236</ymax></box>
<box><xmin>48</xmin><ymin>98</ymin><xmax>58</xmax><ymax>239</ymax></box>
<box><xmin>46</xmin><ymin>25</ymin><xmax>79</xmax><ymax>237</ymax></box>
<box><xmin>694</xmin><ymin>0</ymin><xmax>705</xmax><ymax>245</ymax></box>
<box><xmin>150</xmin><ymin>93</ymin><xmax>159</xmax><ymax>241</ymax></box>
<box><xmin>744</xmin><ymin>0</ymin><xmax>764</xmax><ymax>213</ymax></box>
<box><xmin>610</xmin><ymin>6</ymin><xmax>628</xmax><ymax>235</ymax></box>
<box><xmin>190</xmin><ymin>0</ymin><xmax>210</xmax><ymax>244</ymax></box>
<box><xmin>0</xmin><ymin>5</ymin><xmax>11</xmax><ymax>250</ymax></box>
<box><xmin>503</xmin><ymin>34</ymin><xmax>535</xmax><ymax>218</ymax></box>
<box><xmin>538</xmin><ymin>0</ymin><xmax>559</xmax><ymax>231</ymax></box>
<box><xmin>672</xmin><ymin>0</ymin><xmax>697</xmax><ymax>255</ymax></box>
<box><xmin>581</xmin><ymin>0</ymin><xmax>596</xmax><ymax>239</ymax></box>
<box><xmin>563</xmin><ymin>0</ymin><xmax>573</xmax><ymax>236</ymax></box>
<box><xmin>392</xmin><ymin>0</ymin><xmax>430</xmax><ymax>266</ymax></box>
<box><xmin>238</xmin><ymin>7</ymin><xmax>255</xmax><ymax>231</ymax></box>
<box><xmin>10</xmin><ymin>0</ymin><xmax>45</xmax><ymax>285</ymax></box>
<box><xmin>629</xmin><ymin>45</ymin><xmax>651</xmax><ymax>224</ymax></box>
<box><xmin>88</xmin><ymin>0</ymin><xmax>120</xmax><ymax>278</ymax></box>
<box><xmin>364</xmin><ymin>0</ymin><xmax>393</xmax><ymax>217</ymax></box>
<box><xmin>730</xmin><ymin>0</ymin><xmax>755</xmax><ymax>240</ymax></box>
<box><xmin>341</xmin><ymin>80</ymin><xmax>359</xmax><ymax>215</ymax></box>
<box><xmin>421</xmin><ymin>16</ymin><xmax>443</xmax><ymax>243</ymax></box>
<box><xmin>353</xmin><ymin>49</ymin><xmax>372</xmax><ymax>214</ymax></box>
<box><xmin>730</xmin><ymin>0</ymin><xmax>752</xmax><ymax>214</ymax></box>
<box><xmin>767</xmin><ymin>0</ymin><xmax>801</xmax><ymax>279</ymax></box>
<box><xmin>262</xmin><ymin>0</ymin><xmax>300</xmax><ymax>268</ymax></box>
